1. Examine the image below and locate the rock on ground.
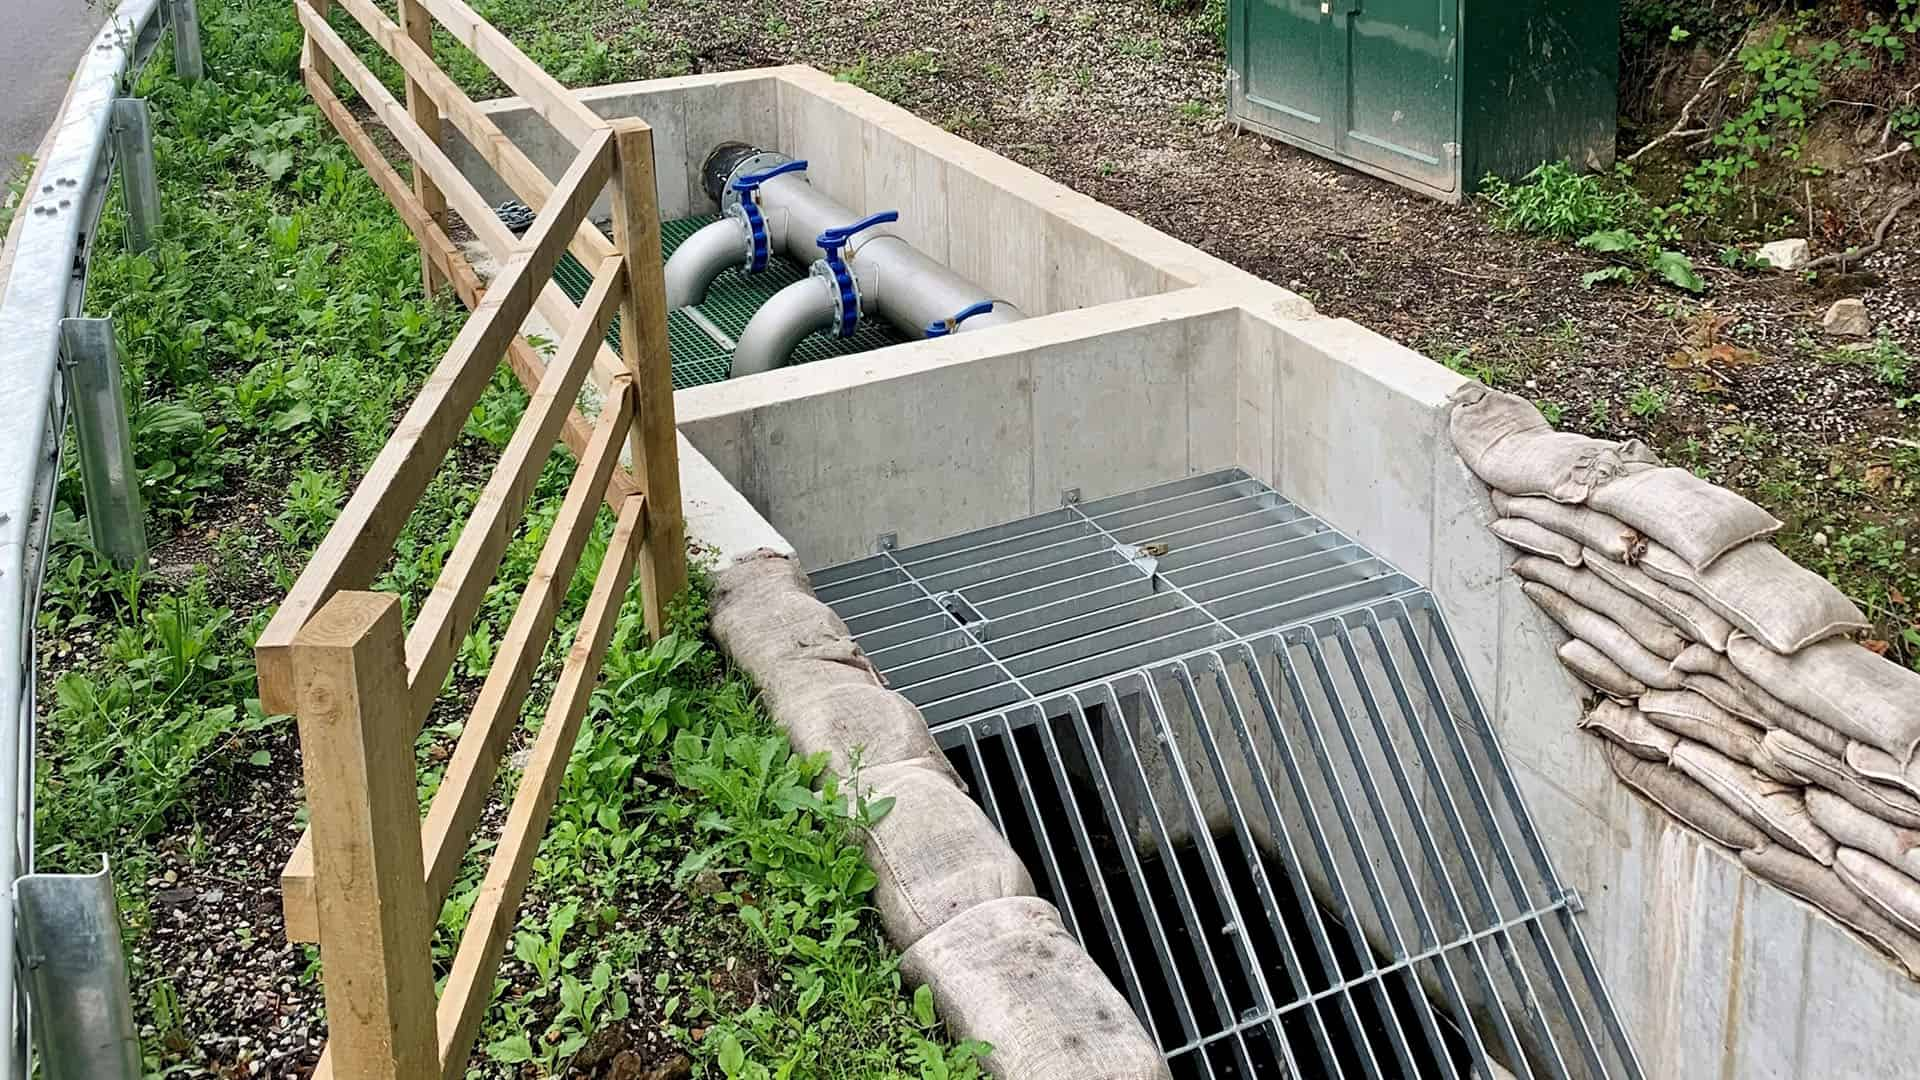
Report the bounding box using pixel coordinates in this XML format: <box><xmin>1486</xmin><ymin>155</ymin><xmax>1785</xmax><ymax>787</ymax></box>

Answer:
<box><xmin>1823</xmin><ymin>298</ymin><xmax>1873</xmax><ymax>337</ymax></box>
<box><xmin>1759</xmin><ymin>238</ymin><xmax>1810</xmax><ymax>271</ymax></box>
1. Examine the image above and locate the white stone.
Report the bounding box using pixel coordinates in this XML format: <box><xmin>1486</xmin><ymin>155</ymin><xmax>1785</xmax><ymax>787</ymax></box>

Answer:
<box><xmin>1758</xmin><ymin>238</ymin><xmax>1810</xmax><ymax>270</ymax></box>
<box><xmin>1823</xmin><ymin>298</ymin><xmax>1873</xmax><ymax>337</ymax></box>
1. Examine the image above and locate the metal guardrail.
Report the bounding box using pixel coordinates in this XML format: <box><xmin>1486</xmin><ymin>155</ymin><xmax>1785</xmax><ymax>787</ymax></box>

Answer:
<box><xmin>0</xmin><ymin>0</ymin><xmax>201</xmax><ymax>1075</ymax></box>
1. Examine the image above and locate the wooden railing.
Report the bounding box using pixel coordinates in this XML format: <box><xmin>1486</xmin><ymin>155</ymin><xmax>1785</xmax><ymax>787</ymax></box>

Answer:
<box><xmin>255</xmin><ymin>1</ymin><xmax>688</xmax><ymax>1074</ymax></box>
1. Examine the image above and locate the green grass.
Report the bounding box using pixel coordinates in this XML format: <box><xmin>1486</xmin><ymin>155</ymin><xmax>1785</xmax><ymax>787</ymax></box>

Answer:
<box><xmin>38</xmin><ymin>0</ymin><xmax>985</xmax><ymax>1072</ymax></box>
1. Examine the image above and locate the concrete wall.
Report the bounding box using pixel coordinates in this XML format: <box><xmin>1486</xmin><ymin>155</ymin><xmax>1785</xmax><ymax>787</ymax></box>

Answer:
<box><xmin>1233</xmin><ymin>299</ymin><xmax>1920</xmax><ymax>1078</ymax></box>
<box><xmin>675</xmin><ymin>288</ymin><xmax>1247</xmax><ymax>565</ymax></box>
<box><xmin>442</xmin><ymin>67</ymin><xmax>1302</xmax><ymax>320</ymax></box>
<box><xmin>469</xmin><ymin>66</ymin><xmax>1920</xmax><ymax>1078</ymax></box>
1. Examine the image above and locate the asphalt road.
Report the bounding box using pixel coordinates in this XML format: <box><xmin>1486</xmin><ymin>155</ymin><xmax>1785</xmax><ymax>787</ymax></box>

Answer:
<box><xmin>1</xmin><ymin>0</ymin><xmax>106</xmax><ymax>190</ymax></box>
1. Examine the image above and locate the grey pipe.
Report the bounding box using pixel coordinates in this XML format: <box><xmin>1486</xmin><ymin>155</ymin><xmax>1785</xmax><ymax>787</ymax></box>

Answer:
<box><xmin>732</xmin><ymin>275</ymin><xmax>838</xmax><ymax>377</ymax></box>
<box><xmin>664</xmin><ymin>218</ymin><xmax>747</xmax><ymax>310</ymax></box>
<box><xmin>664</xmin><ymin>147</ymin><xmax>1026</xmax><ymax>376</ymax></box>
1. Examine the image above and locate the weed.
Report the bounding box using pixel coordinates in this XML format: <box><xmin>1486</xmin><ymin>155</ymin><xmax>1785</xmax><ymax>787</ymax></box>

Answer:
<box><xmin>1537</xmin><ymin>400</ymin><xmax>1567</xmax><ymax>425</ymax></box>
<box><xmin>1857</xmin><ymin>335</ymin><xmax>1913</xmax><ymax>389</ymax></box>
<box><xmin>1628</xmin><ymin>383</ymin><xmax>1672</xmax><ymax>420</ymax></box>
<box><xmin>1576</xmin><ymin>229</ymin><xmax>1705</xmax><ymax>294</ymax></box>
<box><xmin>1481</xmin><ymin>162</ymin><xmax>1642</xmax><ymax>241</ymax></box>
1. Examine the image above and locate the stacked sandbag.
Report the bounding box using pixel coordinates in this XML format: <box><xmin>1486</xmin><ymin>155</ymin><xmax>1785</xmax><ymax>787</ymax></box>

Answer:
<box><xmin>710</xmin><ymin>550</ymin><xmax>1169</xmax><ymax>1077</ymax></box>
<box><xmin>1450</xmin><ymin>386</ymin><xmax>1920</xmax><ymax>979</ymax></box>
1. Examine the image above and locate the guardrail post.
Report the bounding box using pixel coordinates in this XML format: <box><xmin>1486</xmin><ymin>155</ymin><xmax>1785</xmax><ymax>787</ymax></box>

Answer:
<box><xmin>58</xmin><ymin>318</ymin><xmax>147</xmax><ymax>571</ymax></box>
<box><xmin>108</xmin><ymin>99</ymin><xmax>160</xmax><ymax>252</ymax></box>
<box><xmin>15</xmin><ymin>862</ymin><xmax>141</xmax><ymax>1079</ymax></box>
<box><xmin>166</xmin><ymin>0</ymin><xmax>203</xmax><ymax>81</ymax></box>
<box><xmin>291</xmin><ymin>592</ymin><xmax>439</xmax><ymax>1079</ymax></box>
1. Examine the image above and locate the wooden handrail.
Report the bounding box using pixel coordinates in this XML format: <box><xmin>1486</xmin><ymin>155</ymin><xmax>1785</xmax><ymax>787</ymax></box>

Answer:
<box><xmin>302</xmin><ymin>63</ymin><xmax>631</xmax><ymax>511</ymax></box>
<box><xmin>302</xmin><ymin>67</ymin><xmax>483</xmax><ymax>305</ymax></box>
<box><xmin>295</xmin><ymin>3</ymin><xmax>628</xmax><ymax>392</ymax></box>
<box><xmin>402</xmin><ymin>255</ymin><xmax>626</xmax><ymax>716</ymax></box>
<box><xmin>275</xmin><ymin>3</ymin><xmax>686</xmax><ymax>1071</ymax></box>
<box><xmin>328</xmin><ymin>0</ymin><xmax>616</xmax><ymax>267</ymax></box>
<box><xmin>436</xmin><ymin>489</ymin><xmax>647</xmax><ymax>1074</ymax></box>
<box><xmin>281</xmin><ymin>378</ymin><xmax>637</xmax><ymax>940</ymax></box>
<box><xmin>407</xmin><ymin>0</ymin><xmax>607</xmax><ymax>149</ymax></box>
<box><xmin>255</xmin><ymin>121</ymin><xmax>612</xmax><ymax>715</ymax></box>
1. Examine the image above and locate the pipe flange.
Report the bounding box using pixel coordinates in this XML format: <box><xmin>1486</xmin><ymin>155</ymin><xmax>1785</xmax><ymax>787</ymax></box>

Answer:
<box><xmin>813</xmin><ymin>210</ymin><xmax>899</xmax><ymax>338</ymax></box>
<box><xmin>811</xmin><ymin>260</ymin><xmax>860</xmax><ymax>338</ymax></box>
<box><xmin>718</xmin><ymin>151</ymin><xmax>796</xmax><ymax>215</ymax></box>
<box><xmin>721</xmin><ymin>204</ymin><xmax>767</xmax><ymax>273</ymax></box>
<box><xmin>727</xmin><ymin>159</ymin><xmax>810</xmax><ymax>274</ymax></box>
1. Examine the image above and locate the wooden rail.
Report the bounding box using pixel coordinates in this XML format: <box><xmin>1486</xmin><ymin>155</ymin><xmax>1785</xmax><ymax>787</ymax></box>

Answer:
<box><xmin>261</xmin><ymin>1</ymin><xmax>688</xmax><ymax>1073</ymax></box>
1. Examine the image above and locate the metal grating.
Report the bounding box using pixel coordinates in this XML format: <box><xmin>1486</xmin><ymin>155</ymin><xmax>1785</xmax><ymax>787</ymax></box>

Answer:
<box><xmin>549</xmin><ymin>215</ymin><xmax>911</xmax><ymax>390</ymax></box>
<box><xmin>810</xmin><ymin>470</ymin><xmax>1643</xmax><ymax>1080</ymax></box>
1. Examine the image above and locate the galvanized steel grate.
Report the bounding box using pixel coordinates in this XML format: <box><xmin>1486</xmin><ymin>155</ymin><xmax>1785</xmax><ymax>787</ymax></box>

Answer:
<box><xmin>548</xmin><ymin>215</ymin><xmax>911</xmax><ymax>390</ymax></box>
<box><xmin>810</xmin><ymin>470</ymin><xmax>1642</xmax><ymax>1080</ymax></box>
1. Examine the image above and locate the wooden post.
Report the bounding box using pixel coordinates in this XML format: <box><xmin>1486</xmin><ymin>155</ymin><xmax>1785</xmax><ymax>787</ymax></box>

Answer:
<box><xmin>292</xmin><ymin>592</ymin><xmax>439</xmax><ymax>1079</ymax></box>
<box><xmin>607</xmin><ymin>119</ymin><xmax>686</xmax><ymax>637</ymax></box>
<box><xmin>301</xmin><ymin>0</ymin><xmax>336</xmax><ymax>86</ymax></box>
<box><xmin>396</xmin><ymin>0</ymin><xmax>447</xmax><ymax>298</ymax></box>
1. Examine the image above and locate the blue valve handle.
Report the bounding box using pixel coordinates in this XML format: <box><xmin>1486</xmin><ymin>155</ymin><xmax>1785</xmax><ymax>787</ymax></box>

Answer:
<box><xmin>728</xmin><ymin>160</ymin><xmax>808</xmax><ymax>273</ymax></box>
<box><xmin>924</xmin><ymin>300</ymin><xmax>996</xmax><ymax>338</ymax></box>
<box><xmin>816</xmin><ymin>210</ymin><xmax>900</xmax><ymax>254</ymax></box>
<box><xmin>816</xmin><ymin>211</ymin><xmax>899</xmax><ymax>337</ymax></box>
<box><xmin>729</xmin><ymin>158</ymin><xmax>809</xmax><ymax>192</ymax></box>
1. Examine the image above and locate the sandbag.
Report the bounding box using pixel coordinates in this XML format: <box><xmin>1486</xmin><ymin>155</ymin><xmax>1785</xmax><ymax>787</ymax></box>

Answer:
<box><xmin>1448</xmin><ymin>386</ymin><xmax>1659</xmax><ymax>503</ymax></box>
<box><xmin>1581</xmin><ymin>700</ymin><xmax>1679</xmax><ymax>762</ymax></box>
<box><xmin>1846</xmin><ymin>743</ymin><xmax>1920</xmax><ymax>800</ymax></box>
<box><xmin>1639</xmin><ymin>690</ymin><xmax>1764</xmax><ymax>768</ymax></box>
<box><xmin>709</xmin><ymin>551</ymin><xmax>885</xmax><ymax>712</ymax></box>
<box><xmin>1758</xmin><ymin>731</ymin><xmax>1920</xmax><ymax>831</ymax></box>
<box><xmin>1492</xmin><ymin>491</ymin><xmax>1646</xmax><ymax>564</ymax></box>
<box><xmin>1639</xmin><ymin>541</ymin><xmax>1869</xmax><ymax>655</ymax></box>
<box><xmin>901</xmin><ymin>896</ymin><xmax>1169</xmax><ymax>1080</ymax></box>
<box><xmin>782</xmin><ymin>682</ymin><xmax>958</xmax><ymax>783</ymax></box>
<box><xmin>1806</xmin><ymin>790</ymin><xmax>1920</xmax><ymax>880</ymax></box>
<box><xmin>1837</xmin><ymin>848</ymin><xmax>1920</xmax><ymax>939</ymax></box>
<box><xmin>1559</xmin><ymin>640</ymin><xmax>1647</xmax><ymax>700</ymax></box>
<box><xmin>1740</xmin><ymin>844</ymin><xmax>1920</xmax><ymax>979</ymax></box>
<box><xmin>1522</xmin><ymin>581</ymin><xmax>1683</xmax><ymax>690</ymax></box>
<box><xmin>1729</xmin><ymin>636</ymin><xmax>1920</xmax><ymax>765</ymax></box>
<box><xmin>1671</xmin><ymin>742</ymin><xmax>1835</xmax><ymax>864</ymax></box>
<box><xmin>1605</xmin><ymin>742</ymin><xmax>1766</xmax><ymax>851</ymax></box>
<box><xmin>857</xmin><ymin>761</ymin><xmax>1036</xmax><ymax>948</ymax></box>
<box><xmin>1582</xmin><ymin>551</ymin><xmax>1735</xmax><ymax>651</ymax></box>
<box><xmin>1676</xmin><ymin>661</ymin><xmax>1850</xmax><ymax>758</ymax></box>
<box><xmin>1585</xmin><ymin>463</ymin><xmax>1781</xmax><ymax>570</ymax></box>
<box><xmin>1490</xmin><ymin>519</ymin><xmax>1582</xmax><ymax>567</ymax></box>
<box><xmin>1513</xmin><ymin>557</ymin><xmax>1685</xmax><ymax>659</ymax></box>
<box><xmin>756</xmin><ymin>638</ymin><xmax>886</xmax><ymax>713</ymax></box>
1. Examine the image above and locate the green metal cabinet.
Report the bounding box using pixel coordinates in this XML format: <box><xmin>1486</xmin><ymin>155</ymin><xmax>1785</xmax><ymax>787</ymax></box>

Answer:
<box><xmin>1228</xmin><ymin>0</ymin><xmax>1618</xmax><ymax>201</ymax></box>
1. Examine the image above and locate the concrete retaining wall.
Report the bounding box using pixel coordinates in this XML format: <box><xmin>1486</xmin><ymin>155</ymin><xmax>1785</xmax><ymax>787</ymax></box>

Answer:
<box><xmin>453</xmin><ymin>67</ymin><xmax>1920</xmax><ymax>1077</ymax></box>
<box><xmin>443</xmin><ymin>67</ymin><xmax>1296</xmax><ymax>320</ymax></box>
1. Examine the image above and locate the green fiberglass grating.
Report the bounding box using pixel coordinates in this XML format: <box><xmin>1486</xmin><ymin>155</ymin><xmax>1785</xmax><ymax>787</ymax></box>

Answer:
<box><xmin>548</xmin><ymin>215</ymin><xmax>912</xmax><ymax>390</ymax></box>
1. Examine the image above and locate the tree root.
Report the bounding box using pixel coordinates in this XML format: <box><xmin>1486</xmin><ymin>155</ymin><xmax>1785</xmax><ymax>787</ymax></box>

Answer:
<box><xmin>1803</xmin><ymin>193</ymin><xmax>1920</xmax><ymax>272</ymax></box>
<box><xmin>1627</xmin><ymin>32</ymin><xmax>1748</xmax><ymax>164</ymax></box>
